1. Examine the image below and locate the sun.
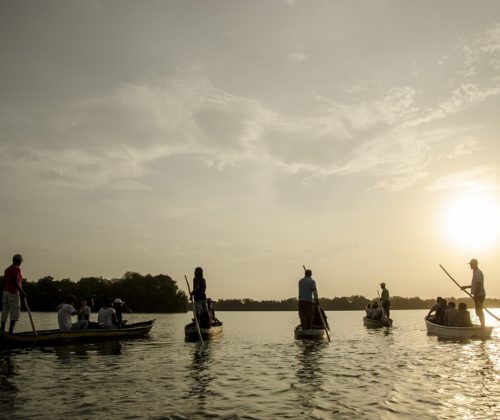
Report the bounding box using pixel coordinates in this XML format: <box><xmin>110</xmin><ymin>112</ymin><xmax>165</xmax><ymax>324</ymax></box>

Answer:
<box><xmin>442</xmin><ymin>192</ymin><xmax>500</xmax><ymax>250</ymax></box>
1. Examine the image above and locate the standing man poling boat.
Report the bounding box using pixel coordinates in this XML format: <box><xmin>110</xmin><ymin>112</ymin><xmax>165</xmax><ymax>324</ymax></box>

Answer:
<box><xmin>379</xmin><ymin>282</ymin><xmax>390</xmax><ymax>320</ymax></box>
<box><xmin>461</xmin><ymin>258</ymin><xmax>486</xmax><ymax>327</ymax></box>
<box><xmin>1</xmin><ymin>253</ymin><xmax>27</xmax><ymax>334</ymax></box>
<box><xmin>298</xmin><ymin>269</ymin><xmax>319</xmax><ymax>330</ymax></box>
<box><xmin>192</xmin><ymin>267</ymin><xmax>208</xmax><ymax>326</ymax></box>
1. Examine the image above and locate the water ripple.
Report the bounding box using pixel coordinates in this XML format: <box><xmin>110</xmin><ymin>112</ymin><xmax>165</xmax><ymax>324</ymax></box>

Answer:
<box><xmin>0</xmin><ymin>310</ymin><xmax>498</xmax><ymax>419</ymax></box>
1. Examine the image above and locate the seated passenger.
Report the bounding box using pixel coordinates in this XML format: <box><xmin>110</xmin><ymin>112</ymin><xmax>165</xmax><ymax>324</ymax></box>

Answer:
<box><xmin>434</xmin><ymin>299</ymin><xmax>447</xmax><ymax>324</ymax></box>
<box><xmin>113</xmin><ymin>298</ymin><xmax>131</xmax><ymax>327</ymax></box>
<box><xmin>311</xmin><ymin>305</ymin><xmax>329</xmax><ymax>329</ymax></box>
<box><xmin>98</xmin><ymin>298</ymin><xmax>118</xmax><ymax>329</ymax></box>
<box><xmin>365</xmin><ymin>304</ymin><xmax>372</xmax><ymax>318</ymax></box>
<box><xmin>371</xmin><ymin>302</ymin><xmax>382</xmax><ymax>321</ymax></box>
<box><xmin>206</xmin><ymin>298</ymin><xmax>221</xmax><ymax>325</ymax></box>
<box><xmin>456</xmin><ymin>302</ymin><xmax>473</xmax><ymax>327</ymax></box>
<box><xmin>78</xmin><ymin>298</ymin><xmax>91</xmax><ymax>322</ymax></box>
<box><xmin>444</xmin><ymin>301</ymin><xmax>458</xmax><ymax>326</ymax></box>
<box><xmin>58</xmin><ymin>295</ymin><xmax>88</xmax><ymax>332</ymax></box>
<box><xmin>426</xmin><ymin>297</ymin><xmax>442</xmax><ymax>320</ymax></box>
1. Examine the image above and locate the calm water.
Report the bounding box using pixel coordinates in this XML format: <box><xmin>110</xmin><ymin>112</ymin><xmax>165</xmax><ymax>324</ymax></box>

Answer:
<box><xmin>0</xmin><ymin>310</ymin><xmax>498</xmax><ymax>419</ymax></box>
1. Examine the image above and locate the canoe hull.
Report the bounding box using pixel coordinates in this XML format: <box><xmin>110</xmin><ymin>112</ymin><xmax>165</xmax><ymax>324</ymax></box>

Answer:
<box><xmin>363</xmin><ymin>317</ymin><xmax>393</xmax><ymax>328</ymax></box>
<box><xmin>294</xmin><ymin>325</ymin><xmax>327</xmax><ymax>340</ymax></box>
<box><xmin>184</xmin><ymin>322</ymin><xmax>223</xmax><ymax>341</ymax></box>
<box><xmin>0</xmin><ymin>320</ymin><xmax>155</xmax><ymax>349</ymax></box>
<box><xmin>425</xmin><ymin>319</ymin><xmax>492</xmax><ymax>339</ymax></box>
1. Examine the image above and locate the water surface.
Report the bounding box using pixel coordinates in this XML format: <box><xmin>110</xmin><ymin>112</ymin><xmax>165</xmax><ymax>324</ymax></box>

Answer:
<box><xmin>1</xmin><ymin>310</ymin><xmax>498</xmax><ymax>419</ymax></box>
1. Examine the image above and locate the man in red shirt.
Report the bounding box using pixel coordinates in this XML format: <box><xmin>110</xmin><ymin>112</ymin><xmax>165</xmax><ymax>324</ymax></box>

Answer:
<box><xmin>1</xmin><ymin>254</ymin><xmax>26</xmax><ymax>334</ymax></box>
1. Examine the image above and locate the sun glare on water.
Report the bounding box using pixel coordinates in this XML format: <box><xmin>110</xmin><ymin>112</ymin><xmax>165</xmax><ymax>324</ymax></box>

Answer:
<box><xmin>442</xmin><ymin>193</ymin><xmax>500</xmax><ymax>251</ymax></box>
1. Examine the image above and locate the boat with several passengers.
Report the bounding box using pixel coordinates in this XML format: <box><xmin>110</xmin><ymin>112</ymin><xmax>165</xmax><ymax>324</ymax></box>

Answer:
<box><xmin>425</xmin><ymin>318</ymin><xmax>492</xmax><ymax>339</ymax></box>
<box><xmin>363</xmin><ymin>317</ymin><xmax>393</xmax><ymax>328</ymax></box>
<box><xmin>184</xmin><ymin>320</ymin><xmax>223</xmax><ymax>341</ymax></box>
<box><xmin>0</xmin><ymin>320</ymin><xmax>155</xmax><ymax>349</ymax></box>
<box><xmin>294</xmin><ymin>325</ymin><xmax>328</xmax><ymax>340</ymax></box>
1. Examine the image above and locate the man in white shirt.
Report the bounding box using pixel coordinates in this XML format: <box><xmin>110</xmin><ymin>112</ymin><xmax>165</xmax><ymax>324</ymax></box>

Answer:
<box><xmin>98</xmin><ymin>298</ymin><xmax>118</xmax><ymax>329</ymax></box>
<box><xmin>461</xmin><ymin>258</ymin><xmax>486</xmax><ymax>327</ymax></box>
<box><xmin>298</xmin><ymin>269</ymin><xmax>319</xmax><ymax>329</ymax></box>
<box><xmin>57</xmin><ymin>296</ymin><xmax>88</xmax><ymax>331</ymax></box>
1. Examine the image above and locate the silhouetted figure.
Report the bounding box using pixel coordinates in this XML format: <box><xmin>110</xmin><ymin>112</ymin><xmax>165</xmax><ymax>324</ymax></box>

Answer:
<box><xmin>444</xmin><ymin>301</ymin><xmax>459</xmax><ymax>326</ymax></box>
<box><xmin>380</xmin><ymin>282</ymin><xmax>390</xmax><ymax>319</ymax></box>
<box><xmin>371</xmin><ymin>301</ymin><xmax>382</xmax><ymax>321</ymax></box>
<box><xmin>1</xmin><ymin>254</ymin><xmax>26</xmax><ymax>334</ymax></box>
<box><xmin>78</xmin><ymin>298</ymin><xmax>91</xmax><ymax>322</ymax></box>
<box><xmin>312</xmin><ymin>306</ymin><xmax>329</xmax><ymax>329</ymax></box>
<box><xmin>456</xmin><ymin>302</ymin><xmax>473</xmax><ymax>327</ymax></box>
<box><xmin>426</xmin><ymin>297</ymin><xmax>442</xmax><ymax>320</ymax></box>
<box><xmin>191</xmin><ymin>267</ymin><xmax>207</xmax><ymax>324</ymax></box>
<box><xmin>58</xmin><ymin>295</ymin><xmax>88</xmax><ymax>331</ymax></box>
<box><xmin>461</xmin><ymin>259</ymin><xmax>486</xmax><ymax>327</ymax></box>
<box><xmin>113</xmin><ymin>298</ymin><xmax>131</xmax><ymax>327</ymax></box>
<box><xmin>98</xmin><ymin>298</ymin><xmax>118</xmax><ymax>329</ymax></box>
<box><xmin>298</xmin><ymin>269</ymin><xmax>319</xmax><ymax>329</ymax></box>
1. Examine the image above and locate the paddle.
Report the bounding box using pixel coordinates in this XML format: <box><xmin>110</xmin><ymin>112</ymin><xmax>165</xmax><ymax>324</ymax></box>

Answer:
<box><xmin>302</xmin><ymin>265</ymin><xmax>331</xmax><ymax>342</ymax></box>
<box><xmin>184</xmin><ymin>275</ymin><xmax>204</xmax><ymax>343</ymax></box>
<box><xmin>22</xmin><ymin>295</ymin><xmax>37</xmax><ymax>342</ymax></box>
<box><xmin>439</xmin><ymin>264</ymin><xmax>499</xmax><ymax>323</ymax></box>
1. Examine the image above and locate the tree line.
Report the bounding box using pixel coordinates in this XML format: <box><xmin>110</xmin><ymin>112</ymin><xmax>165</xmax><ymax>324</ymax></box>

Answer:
<box><xmin>1</xmin><ymin>271</ymin><xmax>189</xmax><ymax>313</ymax></box>
<box><xmin>213</xmin><ymin>295</ymin><xmax>500</xmax><ymax>311</ymax></box>
<box><xmin>2</xmin><ymin>272</ymin><xmax>498</xmax><ymax>312</ymax></box>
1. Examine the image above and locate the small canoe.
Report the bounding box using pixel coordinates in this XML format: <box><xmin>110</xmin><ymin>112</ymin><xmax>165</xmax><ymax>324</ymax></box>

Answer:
<box><xmin>294</xmin><ymin>325</ymin><xmax>327</xmax><ymax>340</ymax></box>
<box><xmin>184</xmin><ymin>321</ymin><xmax>223</xmax><ymax>341</ymax></box>
<box><xmin>425</xmin><ymin>319</ymin><xmax>492</xmax><ymax>339</ymax></box>
<box><xmin>0</xmin><ymin>320</ymin><xmax>155</xmax><ymax>349</ymax></box>
<box><xmin>363</xmin><ymin>317</ymin><xmax>393</xmax><ymax>328</ymax></box>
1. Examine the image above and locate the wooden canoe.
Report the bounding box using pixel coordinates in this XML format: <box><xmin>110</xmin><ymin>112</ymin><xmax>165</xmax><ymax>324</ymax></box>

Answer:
<box><xmin>294</xmin><ymin>325</ymin><xmax>328</xmax><ymax>340</ymax></box>
<box><xmin>425</xmin><ymin>319</ymin><xmax>492</xmax><ymax>339</ymax></box>
<box><xmin>0</xmin><ymin>320</ymin><xmax>155</xmax><ymax>349</ymax></box>
<box><xmin>184</xmin><ymin>321</ymin><xmax>223</xmax><ymax>341</ymax></box>
<box><xmin>363</xmin><ymin>316</ymin><xmax>393</xmax><ymax>328</ymax></box>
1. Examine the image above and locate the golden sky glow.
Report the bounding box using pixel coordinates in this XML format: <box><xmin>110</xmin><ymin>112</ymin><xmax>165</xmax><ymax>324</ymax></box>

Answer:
<box><xmin>1</xmin><ymin>1</ymin><xmax>500</xmax><ymax>300</ymax></box>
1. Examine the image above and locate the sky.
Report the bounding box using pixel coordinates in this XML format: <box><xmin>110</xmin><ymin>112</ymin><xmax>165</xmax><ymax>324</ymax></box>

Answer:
<box><xmin>1</xmin><ymin>0</ymin><xmax>500</xmax><ymax>300</ymax></box>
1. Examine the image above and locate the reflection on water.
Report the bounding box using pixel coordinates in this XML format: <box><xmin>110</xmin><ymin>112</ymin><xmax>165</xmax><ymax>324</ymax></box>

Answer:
<box><xmin>0</xmin><ymin>355</ymin><xmax>18</xmax><ymax>407</ymax></box>
<box><xmin>436</xmin><ymin>339</ymin><xmax>498</xmax><ymax>419</ymax></box>
<box><xmin>53</xmin><ymin>341</ymin><xmax>123</xmax><ymax>361</ymax></box>
<box><xmin>0</xmin><ymin>310</ymin><xmax>498</xmax><ymax>419</ymax></box>
<box><xmin>294</xmin><ymin>341</ymin><xmax>328</xmax><ymax>417</ymax></box>
<box><xmin>187</xmin><ymin>344</ymin><xmax>213</xmax><ymax>400</ymax></box>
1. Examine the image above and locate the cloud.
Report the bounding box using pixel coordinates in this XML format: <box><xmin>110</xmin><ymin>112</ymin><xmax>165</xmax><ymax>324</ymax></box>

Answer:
<box><xmin>2</xmin><ymin>23</ymin><xmax>500</xmax><ymax>193</ymax></box>
<box><xmin>288</xmin><ymin>51</ymin><xmax>308</xmax><ymax>62</ymax></box>
<box><xmin>427</xmin><ymin>167</ymin><xmax>499</xmax><ymax>192</ymax></box>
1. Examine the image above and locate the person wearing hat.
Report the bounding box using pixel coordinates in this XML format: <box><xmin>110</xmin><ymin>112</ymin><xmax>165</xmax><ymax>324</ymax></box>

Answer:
<box><xmin>1</xmin><ymin>254</ymin><xmax>27</xmax><ymax>334</ymax></box>
<box><xmin>461</xmin><ymin>259</ymin><xmax>486</xmax><ymax>327</ymax></box>
<box><xmin>379</xmin><ymin>282</ymin><xmax>390</xmax><ymax>320</ymax></box>
<box><xmin>113</xmin><ymin>298</ymin><xmax>129</xmax><ymax>327</ymax></box>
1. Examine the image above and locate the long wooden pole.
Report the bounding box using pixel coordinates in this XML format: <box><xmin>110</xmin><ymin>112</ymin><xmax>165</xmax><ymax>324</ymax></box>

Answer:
<box><xmin>303</xmin><ymin>265</ymin><xmax>331</xmax><ymax>342</ymax></box>
<box><xmin>185</xmin><ymin>275</ymin><xmax>204</xmax><ymax>343</ymax></box>
<box><xmin>22</xmin><ymin>296</ymin><xmax>37</xmax><ymax>341</ymax></box>
<box><xmin>439</xmin><ymin>264</ymin><xmax>499</xmax><ymax>322</ymax></box>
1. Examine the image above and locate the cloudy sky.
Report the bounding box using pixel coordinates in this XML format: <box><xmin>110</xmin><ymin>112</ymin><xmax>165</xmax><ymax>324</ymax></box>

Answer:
<box><xmin>1</xmin><ymin>1</ymin><xmax>500</xmax><ymax>300</ymax></box>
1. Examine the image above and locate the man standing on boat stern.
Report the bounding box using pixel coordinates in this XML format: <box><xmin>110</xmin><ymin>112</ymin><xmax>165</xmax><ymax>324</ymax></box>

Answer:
<box><xmin>461</xmin><ymin>259</ymin><xmax>486</xmax><ymax>327</ymax></box>
<box><xmin>192</xmin><ymin>267</ymin><xmax>207</xmax><ymax>323</ymax></box>
<box><xmin>380</xmin><ymin>282</ymin><xmax>390</xmax><ymax>320</ymax></box>
<box><xmin>298</xmin><ymin>269</ymin><xmax>319</xmax><ymax>329</ymax></box>
<box><xmin>1</xmin><ymin>254</ymin><xmax>27</xmax><ymax>334</ymax></box>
